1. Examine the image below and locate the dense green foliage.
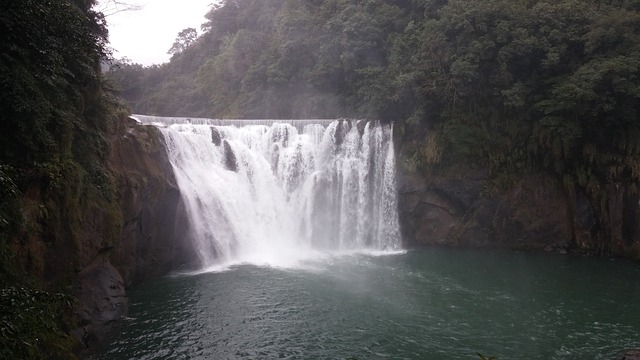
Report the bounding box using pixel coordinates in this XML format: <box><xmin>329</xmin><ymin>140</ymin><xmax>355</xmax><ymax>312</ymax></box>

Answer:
<box><xmin>1</xmin><ymin>0</ymin><xmax>110</xmax><ymax>165</ymax></box>
<box><xmin>0</xmin><ymin>287</ymin><xmax>76</xmax><ymax>360</ymax></box>
<box><xmin>0</xmin><ymin>0</ymin><xmax>120</xmax><ymax>272</ymax></box>
<box><xmin>107</xmin><ymin>0</ymin><xmax>417</xmax><ymax>119</ymax></box>
<box><xmin>109</xmin><ymin>0</ymin><xmax>640</xmax><ymax>255</ymax></box>
<box><xmin>1</xmin><ymin>0</ymin><xmax>122</xmax><ymax>358</ymax></box>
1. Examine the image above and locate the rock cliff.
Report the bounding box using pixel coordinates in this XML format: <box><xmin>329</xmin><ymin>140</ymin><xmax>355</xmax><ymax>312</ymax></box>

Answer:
<box><xmin>72</xmin><ymin>117</ymin><xmax>197</xmax><ymax>348</ymax></box>
<box><xmin>108</xmin><ymin>118</ymin><xmax>195</xmax><ymax>286</ymax></box>
<box><xmin>397</xmin><ymin>162</ymin><xmax>640</xmax><ymax>260</ymax></box>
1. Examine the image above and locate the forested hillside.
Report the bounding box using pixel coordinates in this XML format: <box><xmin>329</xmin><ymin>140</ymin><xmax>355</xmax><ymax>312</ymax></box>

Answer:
<box><xmin>1</xmin><ymin>0</ymin><xmax>124</xmax><ymax>357</ymax></box>
<box><xmin>109</xmin><ymin>0</ymin><xmax>640</xmax><ymax>256</ymax></box>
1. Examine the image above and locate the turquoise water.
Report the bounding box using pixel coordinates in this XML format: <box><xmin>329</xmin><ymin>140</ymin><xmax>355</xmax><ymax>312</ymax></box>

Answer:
<box><xmin>91</xmin><ymin>248</ymin><xmax>640</xmax><ymax>359</ymax></box>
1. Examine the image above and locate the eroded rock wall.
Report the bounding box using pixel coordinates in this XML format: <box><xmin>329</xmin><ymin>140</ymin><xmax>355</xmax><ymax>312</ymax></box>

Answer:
<box><xmin>108</xmin><ymin>118</ymin><xmax>195</xmax><ymax>286</ymax></box>
<box><xmin>72</xmin><ymin>117</ymin><xmax>197</xmax><ymax>348</ymax></box>
<box><xmin>397</xmin><ymin>165</ymin><xmax>640</xmax><ymax>260</ymax></box>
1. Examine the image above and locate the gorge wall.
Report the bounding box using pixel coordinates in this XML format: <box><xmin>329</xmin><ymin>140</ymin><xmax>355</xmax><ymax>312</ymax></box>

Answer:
<box><xmin>107</xmin><ymin>117</ymin><xmax>196</xmax><ymax>286</ymax></box>
<box><xmin>396</xmin><ymin>145</ymin><xmax>640</xmax><ymax>260</ymax></box>
<box><xmin>5</xmin><ymin>114</ymin><xmax>194</xmax><ymax>350</ymax></box>
<box><xmin>72</xmin><ymin>117</ymin><xmax>198</xmax><ymax>348</ymax></box>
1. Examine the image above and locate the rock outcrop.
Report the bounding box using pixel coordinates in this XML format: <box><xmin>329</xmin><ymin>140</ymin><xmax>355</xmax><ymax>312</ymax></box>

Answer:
<box><xmin>108</xmin><ymin>118</ymin><xmax>196</xmax><ymax>287</ymax></box>
<box><xmin>71</xmin><ymin>116</ymin><xmax>198</xmax><ymax>348</ymax></box>
<box><xmin>72</xmin><ymin>258</ymin><xmax>126</xmax><ymax>348</ymax></box>
<box><xmin>397</xmin><ymin>163</ymin><xmax>640</xmax><ymax>259</ymax></box>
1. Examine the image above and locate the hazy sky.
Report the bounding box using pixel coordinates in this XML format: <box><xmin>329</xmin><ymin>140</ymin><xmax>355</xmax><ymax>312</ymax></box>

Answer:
<box><xmin>100</xmin><ymin>0</ymin><xmax>214</xmax><ymax>66</ymax></box>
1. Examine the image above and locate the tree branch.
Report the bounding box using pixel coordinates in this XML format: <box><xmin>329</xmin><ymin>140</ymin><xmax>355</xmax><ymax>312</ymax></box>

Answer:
<box><xmin>97</xmin><ymin>0</ymin><xmax>143</xmax><ymax>17</ymax></box>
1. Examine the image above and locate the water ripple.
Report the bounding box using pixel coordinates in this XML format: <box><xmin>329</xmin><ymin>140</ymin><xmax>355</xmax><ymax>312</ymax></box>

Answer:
<box><xmin>91</xmin><ymin>249</ymin><xmax>640</xmax><ymax>360</ymax></box>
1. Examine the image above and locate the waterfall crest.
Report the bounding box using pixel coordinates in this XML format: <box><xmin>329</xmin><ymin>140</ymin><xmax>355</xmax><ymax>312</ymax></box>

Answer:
<box><xmin>131</xmin><ymin>114</ymin><xmax>337</xmax><ymax>132</ymax></box>
<box><xmin>160</xmin><ymin>119</ymin><xmax>401</xmax><ymax>268</ymax></box>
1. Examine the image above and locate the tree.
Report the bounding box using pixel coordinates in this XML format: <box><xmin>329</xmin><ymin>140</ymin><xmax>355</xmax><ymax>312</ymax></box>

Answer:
<box><xmin>168</xmin><ymin>27</ymin><xmax>198</xmax><ymax>55</ymax></box>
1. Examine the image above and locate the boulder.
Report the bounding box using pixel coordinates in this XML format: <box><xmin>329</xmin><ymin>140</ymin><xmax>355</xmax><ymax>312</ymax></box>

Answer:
<box><xmin>72</xmin><ymin>258</ymin><xmax>126</xmax><ymax>348</ymax></box>
<box><xmin>222</xmin><ymin>139</ymin><xmax>238</xmax><ymax>172</ymax></box>
<box><xmin>211</xmin><ymin>127</ymin><xmax>222</xmax><ymax>146</ymax></box>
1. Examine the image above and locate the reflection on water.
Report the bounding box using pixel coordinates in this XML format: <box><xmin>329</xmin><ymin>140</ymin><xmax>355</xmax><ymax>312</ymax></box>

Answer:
<box><xmin>91</xmin><ymin>248</ymin><xmax>640</xmax><ymax>359</ymax></box>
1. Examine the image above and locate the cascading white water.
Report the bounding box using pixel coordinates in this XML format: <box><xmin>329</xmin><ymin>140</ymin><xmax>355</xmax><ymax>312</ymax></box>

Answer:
<box><xmin>160</xmin><ymin>119</ymin><xmax>401</xmax><ymax>268</ymax></box>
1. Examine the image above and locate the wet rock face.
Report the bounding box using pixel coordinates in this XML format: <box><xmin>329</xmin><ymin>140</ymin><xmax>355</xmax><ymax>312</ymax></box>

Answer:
<box><xmin>398</xmin><ymin>168</ymin><xmax>487</xmax><ymax>247</ymax></box>
<box><xmin>397</xmin><ymin>168</ymin><xmax>573</xmax><ymax>252</ymax></box>
<box><xmin>395</xmin><ymin>122</ymin><xmax>640</xmax><ymax>259</ymax></box>
<box><xmin>72</xmin><ymin>261</ymin><xmax>126</xmax><ymax>349</ymax></box>
<box><xmin>398</xmin><ymin>173</ymin><xmax>462</xmax><ymax>245</ymax></box>
<box><xmin>108</xmin><ymin>119</ymin><xmax>198</xmax><ymax>286</ymax></box>
<box><xmin>211</xmin><ymin>127</ymin><xmax>222</xmax><ymax>146</ymax></box>
<box><xmin>356</xmin><ymin>119</ymin><xmax>368</xmax><ymax>135</ymax></box>
<box><xmin>397</xmin><ymin>162</ymin><xmax>640</xmax><ymax>259</ymax></box>
<box><xmin>71</xmin><ymin>117</ymin><xmax>199</xmax><ymax>349</ymax></box>
<box><xmin>222</xmin><ymin>139</ymin><xmax>238</xmax><ymax>172</ymax></box>
<box><xmin>6</xmin><ymin>116</ymin><xmax>198</xmax><ymax>351</ymax></box>
<box><xmin>607</xmin><ymin>184</ymin><xmax>640</xmax><ymax>258</ymax></box>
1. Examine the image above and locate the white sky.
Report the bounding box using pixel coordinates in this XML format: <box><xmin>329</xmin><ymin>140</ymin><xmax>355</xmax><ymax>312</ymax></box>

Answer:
<box><xmin>99</xmin><ymin>0</ymin><xmax>215</xmax><ymax>66</ymax></box>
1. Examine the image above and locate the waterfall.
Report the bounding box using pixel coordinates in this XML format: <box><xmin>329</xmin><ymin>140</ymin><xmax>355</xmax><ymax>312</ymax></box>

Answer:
<box><xmin>159</xmin><ymin>118</ymin><xmax>401</xmax><ymax>268</ymax></box>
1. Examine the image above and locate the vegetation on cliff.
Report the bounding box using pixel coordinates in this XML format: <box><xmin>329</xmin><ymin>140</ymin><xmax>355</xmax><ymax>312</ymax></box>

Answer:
<box><xmin>0</xmin><ymin>0</ymin><xmax>123</xmax><ymax>358</ymax></box>
<box><xmin>108</xmin><ymin>0</ymin><xmax>640</xmax><ymax>257</ymax></box>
